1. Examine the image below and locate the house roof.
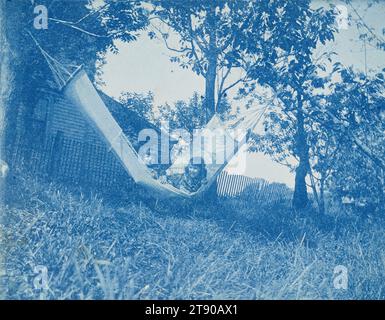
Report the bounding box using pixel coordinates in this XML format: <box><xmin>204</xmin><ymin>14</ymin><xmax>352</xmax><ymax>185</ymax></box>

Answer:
<box><xmin>97</xmin><ymin>90</ymin><xmax>159</xmax><ymax>138</ymax></box>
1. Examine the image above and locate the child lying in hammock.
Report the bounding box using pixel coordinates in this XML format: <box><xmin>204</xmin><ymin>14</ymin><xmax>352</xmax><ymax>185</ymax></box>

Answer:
<box><xmin>180</xmin><ymin>157</ymin><xmax>208</xmax><ymax>192</ymax></box>
<box><xmin>159</xmin><ymin>157</ymin><xmax>208</xmax><ymax>193</ymax></box>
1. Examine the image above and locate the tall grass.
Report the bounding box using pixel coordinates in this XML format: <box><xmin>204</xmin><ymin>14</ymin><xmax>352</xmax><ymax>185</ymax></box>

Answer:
<box><xmin>1</xmin><ymin>172</ymin><xmax>385</xmax><ymax>299</ymax></box>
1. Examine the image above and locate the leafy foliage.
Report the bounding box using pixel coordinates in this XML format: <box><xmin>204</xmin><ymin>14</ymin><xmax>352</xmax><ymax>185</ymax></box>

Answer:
<box><xmin>148</xmin><ymin>0</ymin><xmax>284</xmax><ymax>116</ymax></box>
<box><xmin>118</xmin><ymin>91</ymin><xmax>155</xmax><ymax>123</ymax></box>
<box><xmin>320</xmin><ymin>69</ymin><xmax>385</xmax><ymax>215</ymax></box>
<box><xmin>242</xmin><ymin>1</ymin><xmax>337</xmax><ymax>209</ymax></box>
<box><xmin>157</xmin><ymin>92</ymin><xmax>231</xmax><ymax>133</ymax></box>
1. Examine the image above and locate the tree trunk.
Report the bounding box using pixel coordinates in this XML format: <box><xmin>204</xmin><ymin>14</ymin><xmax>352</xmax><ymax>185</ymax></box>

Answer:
<box><xmin>0</xmin><ymin>0</ymin><xmax>12</xmax><ymax>160</ymax></box>
<box><xmin>204</xmin><ymin>54</ymin><xmax>217</xmax><ymax>121</ymax></box>
<box><xmin>319</xmin><ymin>178</ymin><xmax>325</xmax><ymax>215</ymax></box>
<box><xmin>0</xmin><ymin>1</ymin><xmax>17</xmax><ymax>280</ymax></box>
<box><xmin>0</xmin><ymin>2</ymin><xmax>28</xmax><ymax>164</ymax></box>
<box><xmin>202</xmin><ymin>7</ymin><xmax>219</xmax><ymax>201</ymax></box>
<box><xmin>204</xmin><ymin>6</ymin><xmax>218</xmax><ymax>122</ymax></box>
<box><xmin>292</xmin><ymin>93</ymin><xmax>309</xmax><ymax>210</ymax></box>
<box><xmin>203</xmin><ymin>53</ymin><xmax>218</xmax><ymax>201</ymax></box>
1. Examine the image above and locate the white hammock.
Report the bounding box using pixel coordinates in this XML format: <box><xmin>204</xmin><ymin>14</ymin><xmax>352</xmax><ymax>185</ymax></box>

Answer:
<box><xmin>29</xmin><ymin>33</ymin><xmax>265</xmax><ymax>199</ymax></box>
<box><xmin>64</xmin><ymin>68</ymin><xmax>252</xmax><ymax>199</ymax></box>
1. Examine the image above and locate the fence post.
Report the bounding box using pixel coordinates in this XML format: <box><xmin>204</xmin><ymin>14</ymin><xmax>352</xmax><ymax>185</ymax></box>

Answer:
<box><xmin>48</xmin><ymin>131</ymin><xmax>63</xmax><ymax>179</ymax></box>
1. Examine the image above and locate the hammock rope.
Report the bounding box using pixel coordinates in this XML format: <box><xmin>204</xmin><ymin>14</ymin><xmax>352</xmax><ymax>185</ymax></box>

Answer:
<box><xmin>27</xmin><ymin>31</ymin><xmax>82</xmax><ymax>89</ymax></box>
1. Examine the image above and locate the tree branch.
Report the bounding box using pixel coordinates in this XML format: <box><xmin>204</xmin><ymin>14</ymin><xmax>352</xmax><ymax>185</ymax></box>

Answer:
<box><xmin>48</xmin><ymin>18</ymin><xmax>108</xmax><ymax>38</ymax></box>
<box><xmin>75</xmin><ymin>3</ymin><xmax>110</xmax><ymax>25</ymax></box>
<box><xmin>221</xmin><ymin>76</ymin><xmax>246</xmax><ymax>97</ymax></box>
<box><xmin>188</xmin><ymin>14</ymin><xmax>208</xmax><ymax>55</ymax></box>
<box><xmin>348</xmin><ymin>1</ymin><xmax>385</xmax><ymax>45</ymax></box>
<box><xmin>217</xmin><ymin>66</ymin><xmax>232</xmax><ymax>101</ymax></box>
<box><xmin>150</xmin><ymin>22</ymin><xmax>190</xmax><ymax>53</ymax></box>
<box><xmin>324</xmin><ymin>107</ymin><xmax>385</xmax><ymax>171</ymax></box>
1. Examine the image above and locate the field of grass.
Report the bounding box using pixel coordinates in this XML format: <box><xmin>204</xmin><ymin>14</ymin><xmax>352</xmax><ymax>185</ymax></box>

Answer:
<box><xmin>1</xmin><ymin>172</ymin><xmax>385</xmax><ymax>299</ymax></box>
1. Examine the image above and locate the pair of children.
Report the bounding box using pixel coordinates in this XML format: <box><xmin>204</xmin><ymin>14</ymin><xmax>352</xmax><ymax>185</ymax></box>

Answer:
<box><xmin>158</xmin><ymin>157</ymin><xmax>208</xmax><ymax>193</ymax></box>
<box><xmin>142</xmin><ymin>143</ymin><xmax>208</xmax><ymax>193</ymax></box>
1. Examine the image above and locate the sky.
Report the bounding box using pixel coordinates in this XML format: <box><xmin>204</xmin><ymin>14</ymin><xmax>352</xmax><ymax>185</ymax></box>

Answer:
<box><xmin>99</xmin><ymin>0</ymin><xmax>385</xmax><ymax>188</ymax></box>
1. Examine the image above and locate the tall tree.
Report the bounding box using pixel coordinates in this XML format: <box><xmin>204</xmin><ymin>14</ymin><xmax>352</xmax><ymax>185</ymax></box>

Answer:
<box><xmin>239</xmin><ymin>1</ymin><xmax>337</xmax><ymax>210</ymax></box>
<box><xmin>149</xmin><ymin>1</ymin><xmax>340</xmax><ymax>209</ymax></box>
<box><xmin>148</xmin><ymin>0</ymin><xmax>258</xmax><ymax>121</ymax></box>
<box><xmin>320</xmin><ymin>68</ymin><xmax>385</xmax><ymax>215</ymax></box>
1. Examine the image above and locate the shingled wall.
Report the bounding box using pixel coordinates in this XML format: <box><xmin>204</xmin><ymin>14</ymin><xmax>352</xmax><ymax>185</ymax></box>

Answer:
<box><xmin>12</xmin><ymin>87</ymin><xmax>140</xmax><ymax>194</ymax></box>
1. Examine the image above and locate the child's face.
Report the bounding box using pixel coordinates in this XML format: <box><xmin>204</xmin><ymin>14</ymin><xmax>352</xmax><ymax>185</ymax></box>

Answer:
<box><xmin>187</xmin><ymin>164</ymin><xmax>200</xmax><ymax>178</ymax></box>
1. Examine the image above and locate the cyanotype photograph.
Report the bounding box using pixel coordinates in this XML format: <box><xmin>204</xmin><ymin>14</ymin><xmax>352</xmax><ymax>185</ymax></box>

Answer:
<box><xmin>0</xmin><ymin>0</ymin><xmax>384</xmax><ymax>302</ymax></box>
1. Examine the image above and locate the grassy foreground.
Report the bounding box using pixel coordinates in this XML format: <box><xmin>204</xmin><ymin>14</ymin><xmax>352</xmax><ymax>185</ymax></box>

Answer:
<box><xmin>1</xmin><ymin>173</ymin><xmax>385</xmax><ymax>299</ymax></box>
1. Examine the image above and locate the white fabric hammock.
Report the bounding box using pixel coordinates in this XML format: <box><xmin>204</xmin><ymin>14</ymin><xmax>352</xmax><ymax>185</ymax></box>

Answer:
<box><xmin>64</xmin><ymin>68</ymin><xmax>249</xmax><ymax>199</ymax></box>
<box><xmin>28</xmin><ymin>32</ymin><xmax>265</xmax><ymax>199</ymax></box>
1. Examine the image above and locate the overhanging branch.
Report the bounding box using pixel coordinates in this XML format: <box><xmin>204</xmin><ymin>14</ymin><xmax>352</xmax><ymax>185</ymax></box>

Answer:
<box><xmin>48</xmin><ymin>18</ymin><xmax>108</xmax><ymax>38</ymax></box>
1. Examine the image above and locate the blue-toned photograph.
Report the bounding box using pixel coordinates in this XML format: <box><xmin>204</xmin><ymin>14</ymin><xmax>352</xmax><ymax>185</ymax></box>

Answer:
<box><xmin>0</xmin><ymin>0</ymin><xmax>384</xmax><ymax>301</ymax></box>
